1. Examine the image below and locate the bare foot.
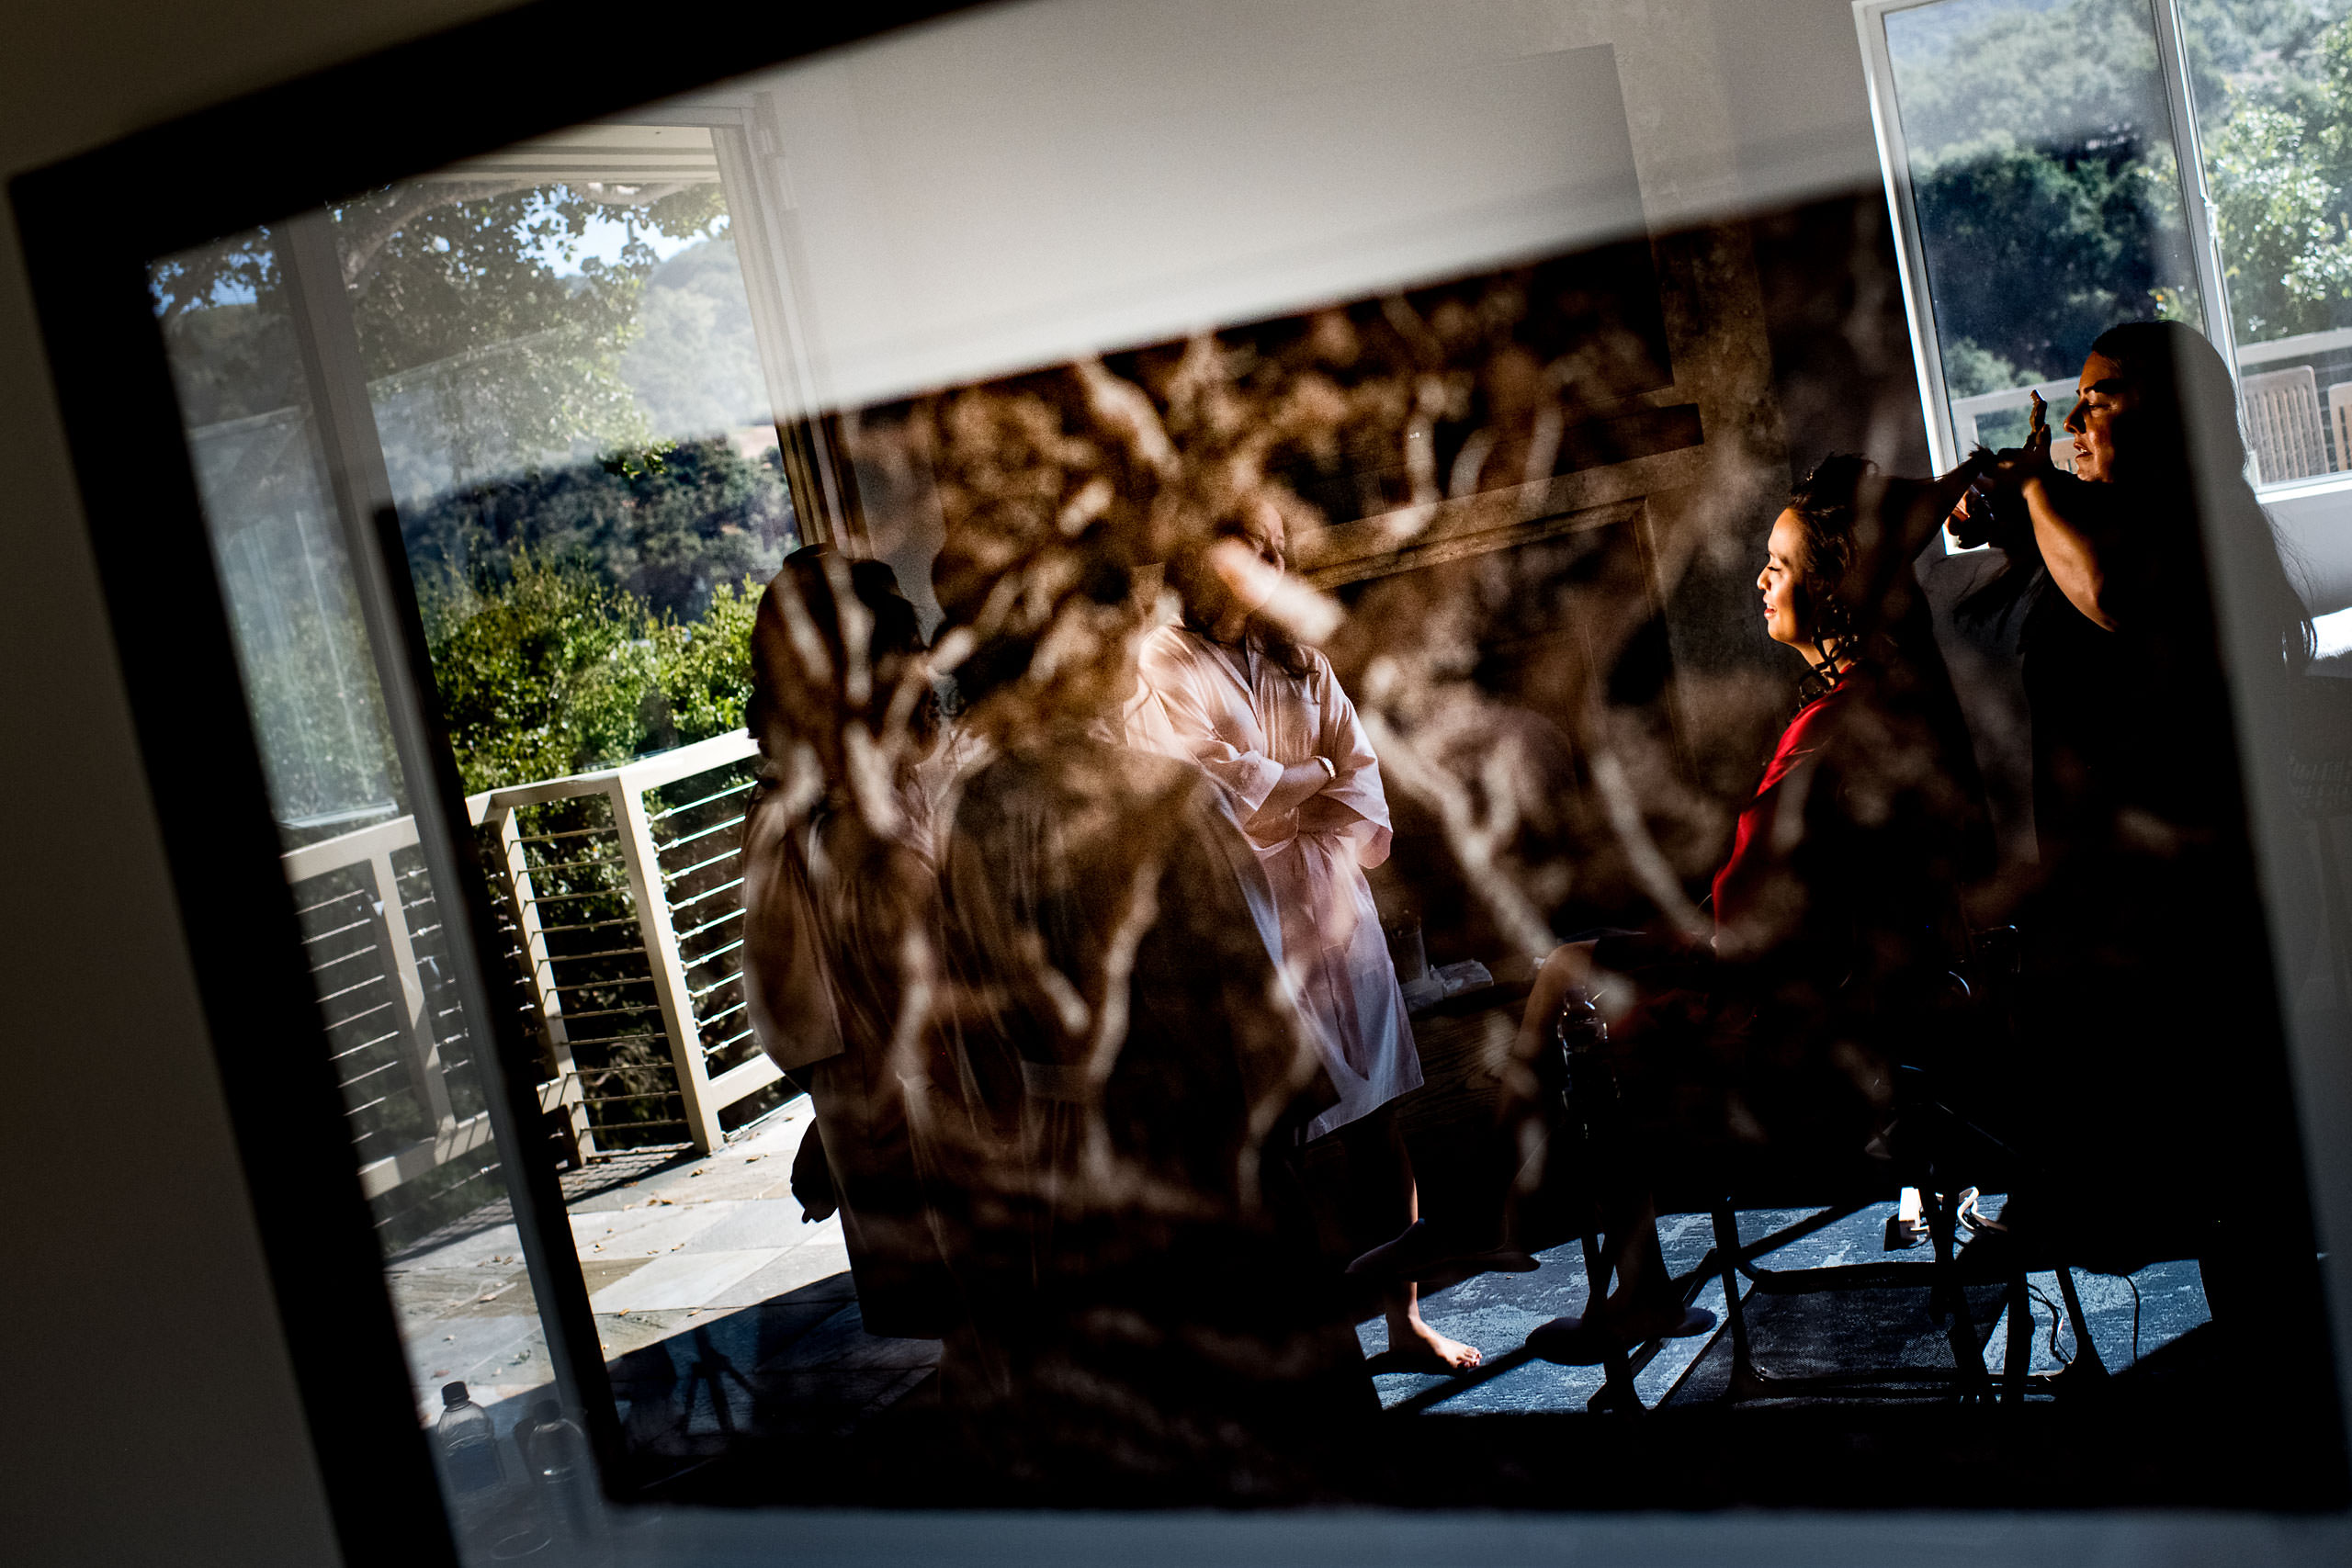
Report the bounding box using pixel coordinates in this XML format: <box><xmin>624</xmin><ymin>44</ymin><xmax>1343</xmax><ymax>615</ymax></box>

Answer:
<box><xmin>1400</xmin><ymin>1314</ymin><xmax>1482</xmax><ymax>1370</ymax></box>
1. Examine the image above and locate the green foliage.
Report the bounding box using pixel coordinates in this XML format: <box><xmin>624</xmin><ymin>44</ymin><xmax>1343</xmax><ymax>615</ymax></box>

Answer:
<box><xmin>152</xmin><ymin>250</ymin><xmax>301</xmax><ymax>425</ymax></box>
<box><xmin>401</xmin><ymin>434</ymin><xmax>794</xmax><ymax>622</ymax></box>
<box><xmin>645</xmin><ymin>185</ymin><xmax>731</xmax><ymax>241</ymax></box>
<box><xmin>1891</xmin><ymin>0</ymin><xmax>2348</xmax><ymax>159</ymax></box>
<box><xmin>2203</xmin><ymin>15</ymin><xmax>2352</xmax><ymax>341</ymax></box>
<box><xmin>423</xmin><ymin>552</ymin><xmax>659</xmax><ymax>792</ymax></box>
<box><xmin>1942</xmin><ymin>336</ymin><xmax>2033</xmax><ymax>398</ymax></box>
<box><xmin>153</xmin><ymin>182</ymin><xmax>740</xmax><ymax>482</ymax></box>
<box><xmin>1890</xmin><ymin>0</ymin><xmax>2171</xmax><ymax>162</ymax></box>
<box><xmin>1880</xmin><ymin>0</ymin><xmax>2352</xmax><ymax>383</ymax></box>
<box><xmin>344</xmin><ymin>186</ymin><xmax>659</xmax><ymax>473</ymax></box>
<box><xmin>651</xmin><ymin>578</ymin><xmax>762</xmax><ymax>748</ymax></box>
<box><xmin>422</xmin><ymin>551</ymin><xmax>764</xmax><ymax>795</ymax></box>
<box><xmin>1916</xmin><ymin>141</ymin><xmax>2195</xmax><ymax>379</ymax></box>
<box><xmin>2182</xmin><ymin>0</ymin><xmax>2352</xmax><ymax>120</ymax></box>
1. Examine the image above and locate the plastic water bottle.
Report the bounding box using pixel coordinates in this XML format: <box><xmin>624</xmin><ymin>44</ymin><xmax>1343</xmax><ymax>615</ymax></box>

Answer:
<box><xmin>518</xmin><ymin>1401</ymin><xmax>596</xmax><ymax>1543</ymax></box>
<box><xmin>435</xmin><ymin>1382</ymin><xmax>504</xmax><ymax>1496</ymax></box>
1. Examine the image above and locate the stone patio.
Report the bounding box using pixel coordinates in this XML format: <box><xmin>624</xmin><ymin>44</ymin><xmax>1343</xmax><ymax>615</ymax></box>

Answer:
<box><xmin>384</xmin><ymin>1097</ymin><xmax>939</xmax><ymax>1454</ymax></box>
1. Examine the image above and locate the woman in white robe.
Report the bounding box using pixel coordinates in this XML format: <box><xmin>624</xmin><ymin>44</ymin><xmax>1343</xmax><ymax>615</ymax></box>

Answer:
<box><xmin>1137</xmin><ymin>502</ymin><xmax>1479</xmax><ymax>1371</ymax></box>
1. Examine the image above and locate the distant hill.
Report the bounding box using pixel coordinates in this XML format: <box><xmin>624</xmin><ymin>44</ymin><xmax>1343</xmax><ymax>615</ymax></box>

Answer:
<box><xmin>623</xmin><ymin>237</ymin><xmax>775</xmax><ymax>440</ymax></box>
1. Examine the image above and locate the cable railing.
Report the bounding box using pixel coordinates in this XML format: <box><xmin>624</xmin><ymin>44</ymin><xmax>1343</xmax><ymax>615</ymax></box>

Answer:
<box><xmin>283</xmin><ymin>816</ymin><xmax>496</xmax><ymax>1204</ymax></box>
<box><xmin>278</xmin><ymin>729</ymin><xmax>778</xmax><ymax>1219</ymax></box>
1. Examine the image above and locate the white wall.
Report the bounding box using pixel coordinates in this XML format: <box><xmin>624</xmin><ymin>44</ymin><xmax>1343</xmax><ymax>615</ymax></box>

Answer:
<box><xmin>1705</xmin><ymin>0</ymin><xmax>1888</xmax><ymax>209</ymax></box>
<box><xmin>0</xmin><ymin>7</ymin><xmax>514</xmax><ymax>1566</ymax></box>
<box><xmin>697</xmin><ymin>3</ymin><xmax>1643</xmax><ymax>412</ymax></box>
<box><xmin>667</xmin><ymin>0</ymin><xmax>1891</xmax><ymax>418</ymax></box>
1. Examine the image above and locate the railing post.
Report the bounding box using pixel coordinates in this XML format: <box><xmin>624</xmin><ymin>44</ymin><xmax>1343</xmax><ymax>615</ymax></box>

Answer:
<box><xmin>611</xmin><ymin>774</ymin><xmax>724</xmax><ymax>1152</ymax></box>
<box><xmin>368</xmin><ymin>839</ymin><xmax>457</xmax><ymax>1137</ymax></box>
<box><xmin>490</xmin><ymin>804</ymin><xmax>597</xmax><ymax>1166</ymax></box>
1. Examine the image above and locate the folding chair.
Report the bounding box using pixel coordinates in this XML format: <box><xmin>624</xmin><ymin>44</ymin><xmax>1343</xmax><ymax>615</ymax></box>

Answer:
<box><xmin>1550</xmin><ymin>970</ymin><xmax>2025</xmax><ymax>1414</ymax></box>
<box><xmin>2245</xmin><ymin>367</ymin><xmax>2329</xmax><ymax>484</ymax></box>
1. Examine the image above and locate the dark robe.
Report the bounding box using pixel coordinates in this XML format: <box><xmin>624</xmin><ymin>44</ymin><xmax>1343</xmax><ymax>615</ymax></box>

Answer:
<box><xmin>933</xmin><ymin>726</ymin><xmax>1369</xmax><ymax>1483</ymax></box>
<box><xmin>2007</xmin><ymin>477</ymin><xmax>2301</xmax><ymax>1219</ymax></box>
<box><xmin>741</xmin><ymin>781</ymin><xmax>969</xmax><ymax>1338</ymax></box>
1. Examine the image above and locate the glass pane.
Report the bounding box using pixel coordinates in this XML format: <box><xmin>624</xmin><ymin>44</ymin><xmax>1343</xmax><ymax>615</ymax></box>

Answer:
<box><xmin>131</xmin><ymin>5</ymin><xmax>2348</xmax><ymax>1552</ymax></box>
<box><xmin>153</xmin><ymin>234</ymin><xmax>404</xmax><ymax>841</ymax></box>
<box><xmin>151</xmin><ymin>224</ymin><xmax>525</xmax><ymax>1307</ymax></box>
<box><xmin>149</xmin><ymin>173</ymin><xmax>815</xmax><ymax>1541</ymax></box>
<box><xmin>1883</xmin><ymin>0</ymin><xmax>2205</xmax><ymax>453</ymax></box>
<box><xmin>346</xmin><ymin>168</ymin><xmax>796</xmax><ymax>645</ymax></box>
<box><xmin>2188</xmin><ymin>3</ymin><xmax>2352</xmax><ymax>484</ymax></box>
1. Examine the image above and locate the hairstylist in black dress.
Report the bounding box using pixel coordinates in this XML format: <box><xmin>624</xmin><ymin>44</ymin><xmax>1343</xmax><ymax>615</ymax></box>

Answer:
<box><xmin>1955</xmin><ymin>321</ymin><xmax>2314</xmax><ymax>1278</ymax></box>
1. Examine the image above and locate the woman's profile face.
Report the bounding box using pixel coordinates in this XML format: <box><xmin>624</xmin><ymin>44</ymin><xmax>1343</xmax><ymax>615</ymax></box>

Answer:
<box><xmin>1211</xmin><ymin>503</ymin><xmax>1288</xmax><ymax>613</ymax></box>
<box><xmin>1758</xmin><ymin>509</ymin><xmax>1812</xmax><ymax>649</ymax></box>
<box><xmin>1240</xmin><ymin>506</ymin><xmax>1286</xmax><ymax>573</ymax></box>
<box><xmin>2062</xmin><ymin>350</ymin><xmax>2139</xmax><ymax>484</ymax></box>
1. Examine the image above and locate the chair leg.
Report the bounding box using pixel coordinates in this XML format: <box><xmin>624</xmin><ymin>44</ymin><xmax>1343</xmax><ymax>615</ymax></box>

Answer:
<box><xmin>1928</xmin><ymin>1185</ymin><xmax>1991</xmax><ymax>1402</ymax></box>
<box><xmin>2052</xmin><ymin>1264</ymin><xmax>2110</xmax><ymax>1384</ymax></box>
<box><xmin>1711</xmin><ymin>1201</ymin><xmax>1763</xmax><ymax>1399</ymax></box>
<box><xmin>2002</xmin><ymin>1268</ymin><xmax>2033</xmax><ymax>1403</ymax></box>
<box><xmin>1577</xmin><ymin>1225</ymin><xmax>1643</xmax><ymax>1414</ymax></box>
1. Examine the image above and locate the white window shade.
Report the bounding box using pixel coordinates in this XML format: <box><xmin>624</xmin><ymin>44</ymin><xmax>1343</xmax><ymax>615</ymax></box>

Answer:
<box><xmin>428</xmin><ymin>123</ymin><xmax>722</xmax><ymax>188</ymax></box>
<box><xmin>679</xmin><ymin>0</ymin><xmax>1649</xmax><ymax>416</ymax></box>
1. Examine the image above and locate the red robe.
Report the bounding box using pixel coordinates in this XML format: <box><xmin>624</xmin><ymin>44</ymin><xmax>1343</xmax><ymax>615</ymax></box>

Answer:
<box><xmin>1711</xmin><ymin>683</ymin><xmax>1852</xmax><ymax>961</ymax></box>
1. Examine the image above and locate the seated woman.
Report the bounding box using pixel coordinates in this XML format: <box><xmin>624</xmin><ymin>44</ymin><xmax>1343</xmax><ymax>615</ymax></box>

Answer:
<box><xmin>1514</xmin><ymin>454</ymin><xmax>1993</xmax><ymax>1350</ymax></box>
<box><xmin>1137</xmin><ymin>498</ymin><xmax>1482</xmax><ymax>1371</ymax></box>
<box><xmin>739</xmin><ymin>546</ymin><xmax>972</xmax><ymax>1339</ymax></box>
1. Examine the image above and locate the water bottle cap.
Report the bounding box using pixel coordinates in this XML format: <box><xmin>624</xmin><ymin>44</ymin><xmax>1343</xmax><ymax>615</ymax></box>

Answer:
<box><xmin>441</xmin><ymin>1382</ymin><xmax>469</xmax><ymax>1407</ymax></box>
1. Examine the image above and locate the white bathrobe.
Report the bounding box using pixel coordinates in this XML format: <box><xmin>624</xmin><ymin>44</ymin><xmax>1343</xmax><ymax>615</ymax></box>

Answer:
<box><xmin>1136</xmin><ymin>625</ymin><xmax>1420</xmax><ymax>1138</ymax></box>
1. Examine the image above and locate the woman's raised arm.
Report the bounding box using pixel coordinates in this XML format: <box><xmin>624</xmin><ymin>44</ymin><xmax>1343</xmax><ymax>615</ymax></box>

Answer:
<box><xmin>2020</xmin><ymin>473</ymin><xmax>2117</xmax><ymax>630</ymax></box>
<box><xmin>1990</xmin><ymin>390</ymin><xmax>2119</xmax><ymax>630</ymax></box>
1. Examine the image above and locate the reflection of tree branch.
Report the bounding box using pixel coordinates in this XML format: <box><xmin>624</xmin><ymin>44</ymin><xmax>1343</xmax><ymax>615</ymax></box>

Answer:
<box><xmin>1085</xmin><ymin>857</ymin><xmax>1160</xmax><ymax>1095</ymax></box>
<box><xmin>1447</xmin><ymin>429</ymin><xmax>1497</xmax><ymax>500</ymax></box>
<box><xmin>1075</xmin><ymin>356</ymin><xmax>1177</xmax><ymax>478</ymax></box>
<box><xmin>885</xmin><ymin>923</ymin><xmax>941</xmax><ymax>1100</ymax></box>
<box><xmin>1589</xmin><ymin>750</ymin><xmax>1711</xmax><ymax>939</ymax></box>
<box><xmin>1517</xmin><ymin>406</ymin><xmax>1563</xmax><ymax>518</ymax></box>
<box><xmin>1362</xmin><ymin>690</ymin><xmax>1558</xmax><ymax>967</ymax></box>
<box><xmin>1380</xmin><ymin>292</ymin><xmax>1442</xmax><ymax>367</ymax></box>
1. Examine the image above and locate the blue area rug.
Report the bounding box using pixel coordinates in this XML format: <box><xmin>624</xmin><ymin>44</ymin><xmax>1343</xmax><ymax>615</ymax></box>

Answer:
<box><xmin>1360</xmin><ymin>1199</ymin><xmax>2211</xmax><ymax>1414</ymax></box>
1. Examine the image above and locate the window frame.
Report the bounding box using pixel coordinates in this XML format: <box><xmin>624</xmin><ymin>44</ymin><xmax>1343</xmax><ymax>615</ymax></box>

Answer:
<box><xmin>12</xmin><ymin>0</ymin><xmax>2352</xmax><ymax>1560</ymax></box>
<box><xmin>1852</xmin><ymin>0</ymin><xmax>2239</xmax><ymax>472</ymax></box>
<box><xmin>8</xmin><ymin>6</ymin><xmax>967</xmax><ymax>1563</ymax></box>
